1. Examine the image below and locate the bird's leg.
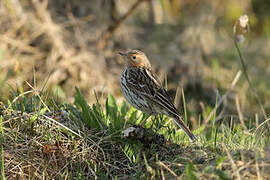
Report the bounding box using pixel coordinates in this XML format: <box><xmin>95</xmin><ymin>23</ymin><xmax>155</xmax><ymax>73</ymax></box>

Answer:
<box><xmin>139</xmin><ymin>113</ymin><xmax>152</xmax><ymax>127</ymax></box>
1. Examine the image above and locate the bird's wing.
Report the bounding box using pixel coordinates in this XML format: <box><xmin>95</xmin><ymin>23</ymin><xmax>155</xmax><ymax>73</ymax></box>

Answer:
<box><xmin>126</xmin><ymin>67</ymin><xmax>179</xmax><ymax>116</ymax></box>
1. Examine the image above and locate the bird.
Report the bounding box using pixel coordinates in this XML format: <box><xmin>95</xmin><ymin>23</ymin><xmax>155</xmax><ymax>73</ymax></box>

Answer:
<box><xmin>119</xmin><ymin>49</ymin><xmax>197</xmax><ymax>141</ymax></box>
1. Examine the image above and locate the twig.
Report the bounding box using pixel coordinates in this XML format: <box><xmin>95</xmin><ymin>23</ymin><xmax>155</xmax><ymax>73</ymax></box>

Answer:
<box><xmin>4</xmin><ymin>90</ymin><xmax>34</xmax><ymax>113</ymax></box>
<box><xmin>205</xmin><ymin>71</ymin><xmax>242</xmax><ymax>124</ymax></box>
<box><xmin>234</xmin><ymin>40</ymin><xmax>267</xmax><ymax>119</ymax></box>
<box><xmin>222</xmin><ymin>143</ymin><xmax>241</xmax><ymax>180</ymax></box>
<box><xmin>42</xmin><ymin>115</ymin><xmax>82</xmax><ymax>138</ymax></box>
<box><xmin>235</xmin><ymin>95</ymin><xmax>248</xmax><ymax>131</ymax></box>
<box><xmin>255</xmin><ymin>117</ymin><xmax>270</xmax><ymax>133</ymax></box>
<box><xmin>158</xmin><ymin>161</ymin><xmax>180</xmax><ymax>179</ymax></box>
<box><xmin>255</xmin><ymin>155</ymin><xmax>262</xmax><ymax>180</ymax></box>
<box><xmin>98</xmin><ymin>0</ymin><xmax>148</xmax><ymax>50</ymax></box>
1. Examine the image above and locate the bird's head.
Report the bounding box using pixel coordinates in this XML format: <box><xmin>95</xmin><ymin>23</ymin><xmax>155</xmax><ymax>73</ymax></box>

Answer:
<box><xmin>119</xmin><ymin>49</ymin><xmax>151</xmax><ymax>68</ymax></box>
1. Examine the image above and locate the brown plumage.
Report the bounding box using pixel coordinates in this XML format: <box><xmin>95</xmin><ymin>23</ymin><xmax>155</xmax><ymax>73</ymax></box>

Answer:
<box><xmin>119</xmin><ymin>50</ymin><xmax>197</xmax><ymax>141</ymax></box>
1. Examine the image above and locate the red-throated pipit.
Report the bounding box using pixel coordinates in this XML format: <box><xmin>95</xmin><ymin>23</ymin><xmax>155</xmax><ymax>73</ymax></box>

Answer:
<box><xmin>119</xmin><ymin>49</ymin><xmax>197</xmax><ymax>141</ymax></box>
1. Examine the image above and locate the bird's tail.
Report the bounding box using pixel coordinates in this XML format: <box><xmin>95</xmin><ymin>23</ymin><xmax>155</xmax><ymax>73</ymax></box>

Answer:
<box><xmin>173</xmin><ymin>115</ymin><xmax>197</xmax><ymax>141</ymax></box>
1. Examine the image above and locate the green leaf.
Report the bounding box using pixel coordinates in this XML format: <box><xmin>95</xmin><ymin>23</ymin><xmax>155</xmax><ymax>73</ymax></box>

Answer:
<box><xmin>128</xmin><ymin>109</ymin><xmax>138</xmax><ymax>124</ymax></box>
<box><xmin>106</xmin><ymin>94</ymin><xmax>117</xmax><ymax>120</ymax></box>
<box><xmin>74</xmin><ymin>87</ymin><xmax>103</xmax><ymax>131</ymax></box>
<box><xmin>120</xmin><ymin>101</ymin><xmax>127</xmax><ymax>119</ymax></box>
<box><xmin>29</xmin><ymin>107</ymin><xmax>47</xmax><ymax>123</ymax></box>
<box><xmin>122</xmin><ymin>143</ymin><xmax>140</xmax><ymax>163</ymax></box>
<box><xmin>185</xmin><ymin>163</ymin><xmax>197</xmax><ymax>180</ymax></box>
<box><xmin>216</xmin><ymin>156</ymin><xmax>227</xmax><ymax>169</ymax></box>
<box><xmin>214</xmin><ymin>169</ymin><xmax>230</xmax><ymax>180</ymax></box>
<box><xmin>106</xmin><ymin>94</ymin><xmax>125</xmax><ymax>132</ymax></box>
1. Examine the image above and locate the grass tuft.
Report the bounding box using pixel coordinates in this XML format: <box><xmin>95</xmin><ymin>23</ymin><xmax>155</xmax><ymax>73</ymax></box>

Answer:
<box><xmin>0</xmin><ymin>86</ymin><xmax>269</xmax><ymax>179</ymax></box>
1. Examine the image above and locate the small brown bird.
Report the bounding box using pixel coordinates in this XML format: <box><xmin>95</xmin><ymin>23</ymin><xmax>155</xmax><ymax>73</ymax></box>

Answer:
<box><xmin>119</xmin><ymin>49</ymin><xmax>197</xmax><ymax>141</ymax></box>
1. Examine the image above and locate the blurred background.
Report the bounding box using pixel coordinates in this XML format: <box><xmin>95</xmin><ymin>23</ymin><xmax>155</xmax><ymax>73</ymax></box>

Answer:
<box><xmin>0</xmin><ymin>0</ymin><xmax>269</xmax><ymax>120</ymax></box>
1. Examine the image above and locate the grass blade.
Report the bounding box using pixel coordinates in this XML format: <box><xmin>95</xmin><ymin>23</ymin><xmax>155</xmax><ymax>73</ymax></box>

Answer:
<box><xmin>0</xmin><ymin>116</ymin><xmax>5</xmax><ymax>180</ymax></box>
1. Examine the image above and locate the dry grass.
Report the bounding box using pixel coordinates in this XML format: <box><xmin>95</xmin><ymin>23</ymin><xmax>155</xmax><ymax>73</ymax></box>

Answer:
<box><xmin>1</xmin><ymin>105</ymin><xmax>134</xmax><ymax>179</ymax></box>
<box><xmin>0</xmin><ymin>87</ymin><xmax>269</xmax><ymax>179</ymax></box>
<box><xmin>0</xmin><ymin>0</ymin><xmax>122</xmax><ymax>103</ymax></box>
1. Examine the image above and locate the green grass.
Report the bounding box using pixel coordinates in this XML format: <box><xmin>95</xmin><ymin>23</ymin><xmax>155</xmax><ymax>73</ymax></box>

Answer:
<box><xmin>0</xmin><ymin>86</ymin><xmax>269</xmax><ymax>179</ymax></box>
<box><xmin>0</xmin><ymin>115</ymin><xmax>5</xmax><ymax>180</ymax></box>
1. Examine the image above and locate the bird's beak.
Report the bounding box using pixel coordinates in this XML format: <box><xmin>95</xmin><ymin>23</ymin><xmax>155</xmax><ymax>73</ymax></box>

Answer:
<box><xmin>119</xmin><ymin>51</ymin><xmax>127</xmax><ymax>56</ymax></box>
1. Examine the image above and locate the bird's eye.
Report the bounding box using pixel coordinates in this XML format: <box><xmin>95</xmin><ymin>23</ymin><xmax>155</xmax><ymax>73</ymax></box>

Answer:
<box><xmin>132</xmin><ymin>56</ymin><xmax>136</xmax><ymax>59</ymax></box>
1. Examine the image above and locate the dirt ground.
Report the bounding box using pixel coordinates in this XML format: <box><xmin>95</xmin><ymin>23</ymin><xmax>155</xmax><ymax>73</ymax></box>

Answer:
<box><xmin>1</xmin><ymin>0</ymin><xmax>270</xmax><ymax>116</ymax></box>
